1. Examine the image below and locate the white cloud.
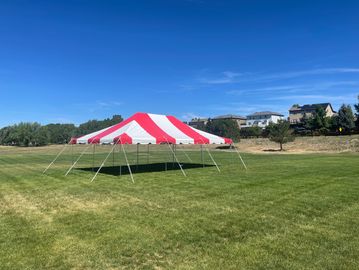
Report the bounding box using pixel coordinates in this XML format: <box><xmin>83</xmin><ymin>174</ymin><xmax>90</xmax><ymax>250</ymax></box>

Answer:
<box><xmin>198</xmin><ymin>67</ymin><xmax>359</xmax><ymax>86</ymax></box>
<box><xmin>267</xmin><ymin>94</ymin><xmax>357</xmax><ymax>104</ymax></box>
<box><xmin>199</xmin><ymin>71</ymin><xmax>244</xmax><ymax>84</ymax></box>
<box><xmin>226</xmin><ymin>81</ymin><xmax>359</xmax><ymax>95</ymax></box>
<box><xmin>48</xmin><ymin>117</ymin><xmax>76</xmax><ymax>124</ymax></box>
<box><xmin>205</xmin><ymin>102</ymin><xmax>288</xmax><ymax>117</ymax></box>
<box><xmin>180</xmin><ymin>112</ymin><xmax>206</xmax><ymax>121</ymax></box>
<box><xmin>97</xmin><ymin>100</ymin><xmax>123</xmax><ymax>108</ymax></box>
<box><xmin>256</xmin><ymin>68</ymin><xmax>359</xmax><ymax>82</ymax></box>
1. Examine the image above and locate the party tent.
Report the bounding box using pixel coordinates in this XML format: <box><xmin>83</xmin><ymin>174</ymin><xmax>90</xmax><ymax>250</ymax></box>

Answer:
<box><xmin>44</xmin><ymin>112</ymin><xmax>246</xmax><ymax>182</ymax></box>
<box><xmin>71</xmin><ymin>112</ymin><xmax>233</xmax><ymax>145</ymax></box>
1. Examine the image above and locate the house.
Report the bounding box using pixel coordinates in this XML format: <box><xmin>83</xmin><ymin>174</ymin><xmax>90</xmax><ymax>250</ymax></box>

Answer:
<box><xmin>188</xmin><ymin>117</ymin><xmax>209</xmax><ymax>130</ymax></box>
<box><xmin>245</xmin><ymin>111</ymin><xmax>284</xmax><ymax>128</ymax></box>
<box><xmin>289</xmin><ymin>103</ymin><xmax>336</xmax><ymax>124</ymax></box>
<box><xmin>212</xmin><ymin>114</ymin><xmax>247</xmax><ymax>129</ymax></box>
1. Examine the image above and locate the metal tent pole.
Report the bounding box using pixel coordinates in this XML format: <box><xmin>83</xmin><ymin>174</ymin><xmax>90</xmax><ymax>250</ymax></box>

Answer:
<box><xmin>65</xmin><ymin>144</ymin><xmax>91</xmax><ymax>176</ymax></box>
<box><xmin>92</xmin><ymin>144</ymin><xmax>96</xmax><ymax>173</ymax></box>
<box><xmin>136</xmin><ymin>143</ymin><xmax>139</xmax><ymax>171</ymax></box>
<box><xmin>200</xmin><ymin>144</ymin><xmax>204</xmax><ymax>168</ymax></box>
<box><xmin>113</xmin><ymin>144</ymin><xmax>115</xmax><ymax>168</ymax></box>
<box><xmin>91</xmin><ymin>144</ymin><xmax>117</xmax><ymax>182</ymax></box>
<box><xmin>147</xmin><ymin>144</ymin><xmax>149</xmax><ymax>164</ymax></box>
<box><xmin>172</xmin><ymin>144</ymin><xmax>175</xmax><ymax>168</ymax></box>
<box><xmin>43</xmin><ymin>143</ymin><xmax>69</xmax><ymax>173</ymax></box>
<box><xmin>71</xmin><ymin>144</ymin><xmax>74</xmax><ymax>165</ymax></box>
<box><xmin>121</xmin><ymin>142</ymin><xmax>134</xmax><ymax>183</ymax></box>
<box><xmin>233</xmin><ymin>144</ymin><xmax>248</xmax><ymax>170</ymax></box>
<box><xmin>164</xmin><ymin>140</ymin><xmax>186</xmax><ymax>177</ymax></box>
<box><xmin>119</xmin><ymin>143</ymin><xmax>122</xmax><ymax>177</ymax></box>
<box><xmin>205</xmin><ymin>147</ymin><xmax>220</xmax><ymax>172</ymax></box>
<box><xmin>165</xmin><ymin>144</ymin><xmax>167</xmax><ymax>171</ymax></box>
<box><xmin>179</xmin><ymin>145</ymin><xmax>193</xmax><ymax>162</ymax></box>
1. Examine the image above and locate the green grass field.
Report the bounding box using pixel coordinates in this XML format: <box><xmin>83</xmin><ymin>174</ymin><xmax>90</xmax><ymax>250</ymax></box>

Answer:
<box><xmin>0</xmin><ymin>145</ymin><xmax>358</xmax><ymax>269</ymax></box>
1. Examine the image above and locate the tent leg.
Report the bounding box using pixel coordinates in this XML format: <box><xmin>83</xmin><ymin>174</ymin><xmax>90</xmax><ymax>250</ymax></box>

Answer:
<box><xmin>147</xmin><ymin>144</ymin><xmax>149</xmax><ymax>164</ymax></box>
<box><xmin>136</xmin><ymin>144</ymin><xmax>139</xmax><ymax>171</ymax></box>
<box><xmin>71</xmin><ymin>144</ymin><xmax>74</xmax><ymax>165</ymax></box>
<box><xmin>233</xmin><ymin>144</ymin><xmax>248</xmax><ymax>170</ymax></box>
<box><xmin>121</xmin><ymin>143</ymin><xmax>134</xmax><ymax>183</ymax></box>
<box><xmin>172</xmin><ymin>144</ymin><xmax>175</xmax><ymax>168</ymax></box>
<box><xmin>166</xmin><ymin>143</ymin><xmax>186</xmax><ymax>177</ymax></box>
<box><xmin>119</xmin><ymin>144</ymin><xmax>122</xmax><ymax>176</ymax></box>
<box><xmin>91</xmin><ymin>144</ymin><xmax>117</xmax><ymax>182</ymax></box>
<box><xmin>201</xmin><ymin>145</ymin><xmax>204</xmax><ymax>168</ymax></box>
<box><xmin>113</xmin><ymin>145</ymin><xmax>115</xmax><ymax>168</ymax></box>
<box><xmin>179</xmin><ymin>145</ymin><xmax>192</xmax><ymax>163</ymax></box>
<box><xmin>92</xmin><ymin>144</ymin><xmax>95</xmax><ymax>173</ymax></box>
<box><xmin>65</xmin><ymin>144</ymin><xmax>91</xmax><ymax>176</ymax></box>
<box><xmin>43</xmin><ymin>144</ymin><xmax>69</xmax><ymax>173</ymax></box>
<box><xmin>205</xmin><ymin>147</ymin><xmax>220</xmax><ymax>172</ymax></box>
<box><xmin>165</xmin><ymin>144</ymin><xmax>167</xmax><ymax>171</ymax></box>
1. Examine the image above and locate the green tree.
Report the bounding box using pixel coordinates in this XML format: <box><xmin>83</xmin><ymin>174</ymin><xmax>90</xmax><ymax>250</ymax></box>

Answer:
<box><xmin>0</xmin><ymin>126</ymin><xmax>12</xmax><ymax>145</ymax></box>
<box><xmin>302</xmin><ymin>107</ymin><xmax>329</xmax><ymax>135</ymax></box>
<box><xmin>4</xmin><ymin>122</ymin><xmax>45</xmax><ymax>146</ymax></box>
<box><xmin>46</xmin><ymin>124</ymin><xmax>76</xmax><ymax>144</ymax></box>
<box><xmin>76</xmin><ymin>115</ymin><xmax>123</xmax><ymax>136</ymax></box>
<box><xmin>312</xmin><ymin>106</ymin><xmax>329</xmax><ymax>134</ymax></box>
<box><xmin>328</xmin><ymin>115</ymin><xmax>339</xmax><ymax>132</ymax></box>
<box><xmin>337</xmin><ymin>104</ymin><xmax>355</xmax><ymax>134</ymax></box>
<box><xmin>205</xmin><ymin>119</ymin><xmax>241</xmax><ymax>142</ymax></box>
<box><xmin>240</xmin><ymin>126</ymin><xmax>263</xmax><ymax>138</ymax></box>
<box><xmin>354</xmin><ymin>95</ymin><xmax>359</xmax><ymax>130</ymax></box>
<box><xmin>0</xmin><ymin>115</ymin><xmax>124</xmax><ymax>147</ymax></box>
<box><xmin>34</xmin><ymin>126</ymin><xmax>50</xmax><ymax>146</ymax></box>
<box><xmin>267</xmin><ymin>120</ymin><xmax>295</xmax><ymax>151</ymax></box>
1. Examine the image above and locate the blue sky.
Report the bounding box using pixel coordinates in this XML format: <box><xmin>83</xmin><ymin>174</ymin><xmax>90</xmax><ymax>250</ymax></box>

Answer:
<box><xmin>0</xmin><ymin>0</ymin><xmax>358</xmax><ymax>127</ymax></box>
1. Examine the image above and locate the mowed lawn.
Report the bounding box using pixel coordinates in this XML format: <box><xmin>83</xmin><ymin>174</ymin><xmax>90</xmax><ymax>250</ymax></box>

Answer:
<box><xmin>0</xmin><ymin>145</ymin><xmax>358</xmax><ymax>269</ymax></box>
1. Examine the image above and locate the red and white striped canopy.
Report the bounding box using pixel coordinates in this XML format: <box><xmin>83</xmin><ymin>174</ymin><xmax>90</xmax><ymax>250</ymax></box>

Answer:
<box><xmin>71</xmin><ymin>112</ymin><xmax>233</xmax><ymax>145</ymax></box>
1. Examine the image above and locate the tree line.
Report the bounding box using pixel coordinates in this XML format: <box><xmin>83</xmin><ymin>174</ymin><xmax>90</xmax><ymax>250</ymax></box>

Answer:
<box><xmin>1</xmin><ymin>97</ymin><xmax>358</xmax><ymax>147</ymax></box>
<box><xmin>0</xmin><ymin>115</ymin><xmax>123</xmax><ymax>147</ymax></box>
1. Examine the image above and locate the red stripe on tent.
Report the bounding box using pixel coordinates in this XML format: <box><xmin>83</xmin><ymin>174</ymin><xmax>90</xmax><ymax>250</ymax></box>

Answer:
<box><xmin>69</xmin><ymin>137</ymin><xmax>77</xmax><ymax>144</ymax></box>
<box><xmin>135</xmin><ymin>113</ymin><xmax>176</xmax><ymax>144</ymax></box>
<box><xmin>114</xmin><ymin>133</ymin><xmax>132</xmax><ymax>144</ymax></box>
<box><xmin>166</xmin><ymin>116</ymin><xmax>210</xmax><ymax>144</ymax></box>
<box><xmin>87</xmin><ymin>115</ymin><xmax>135</xmax><ymax>144</ymax></box>
<box><xmin>87</xmin><ymin>112</ymin><xmax>175</xmax><ymax>144</ymax></box>
<box><xmin>224</xmin><ymin>137</ymin><xmax>233</xmax><ymax>144</ymax></box>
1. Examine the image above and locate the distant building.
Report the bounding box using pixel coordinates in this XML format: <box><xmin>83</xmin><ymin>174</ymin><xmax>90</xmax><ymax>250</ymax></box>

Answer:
<box><xmin>245</xmin><ymin>111</ymin><xmax>284</xmax><ymax>128</ymax></box>
<box><xmin>289</xmin><ymin>103</ymin><xmax>336</xmax><ymax>124</ymax></box>
<box><xmin>188</xmin><ymin>118</ymin><xmax>209</xmax><ymax>130</ymax></box>
<box><xmin>212</xmin><ymin>114</ymin><xmax>247</xmax><ymax>129</ymax></box>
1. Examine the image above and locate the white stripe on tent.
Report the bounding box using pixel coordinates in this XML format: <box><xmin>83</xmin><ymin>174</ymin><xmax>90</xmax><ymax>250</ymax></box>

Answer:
<box><xmin>98</xmin><ymin>120</ymin><xmax>157</xmax><ymax>144</ymax></box>
<box><xmin>99</xmin><ymin>122</ymin><xmax>134</xmax><ymax>144</ymax></box>
<box><xmin>190</xmin><ymin>127</ymin><xmax>225</xmax><ymax>144</ymax></box>
<box><xmin>148</xmin><ymin>113</ymin><xmax>194</xmax><ymax>144</ymax></box>
<box><xmin>76</xmin><ymin>125</ymin><xmax>114</xmax><ymax>144</ymax></box>
<box><xmin>121</xmin><ymin>121</ymin><xmax>156</xmax><ymax>144</ymax></box>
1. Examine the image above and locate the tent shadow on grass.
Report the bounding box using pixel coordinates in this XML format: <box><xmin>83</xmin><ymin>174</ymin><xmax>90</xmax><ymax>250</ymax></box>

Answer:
<box><xmin>76</xmin><ymin>162</ymin><xmax>215</xmax><ymax>176</ymax></box>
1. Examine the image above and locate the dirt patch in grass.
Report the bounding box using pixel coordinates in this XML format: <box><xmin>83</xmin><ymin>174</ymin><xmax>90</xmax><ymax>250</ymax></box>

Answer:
<box><xmin>235</xmin><ymin>135</ymin><xmax>359</xmax><ymax>154</ymax></box>
<box><xmin>0</xmin><ymin>191</ymin><xmax>53</xmax><ymax>223</ymax></box>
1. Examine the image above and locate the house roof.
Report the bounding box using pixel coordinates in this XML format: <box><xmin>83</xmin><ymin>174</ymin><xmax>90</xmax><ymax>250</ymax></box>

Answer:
<box><xmin>247</xmin><ymin>111</ymin><xmax>284</xmax><ymax>117</ymax></box>
<box><xmin>213</xmin><ymin>114</ymin><xmax>247</xmax><ymax>120</ymax></box>
<box><xmin>289</xmin><ymin>103</ymin><xmax>336</xmax><ymax>113</ymax></box>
